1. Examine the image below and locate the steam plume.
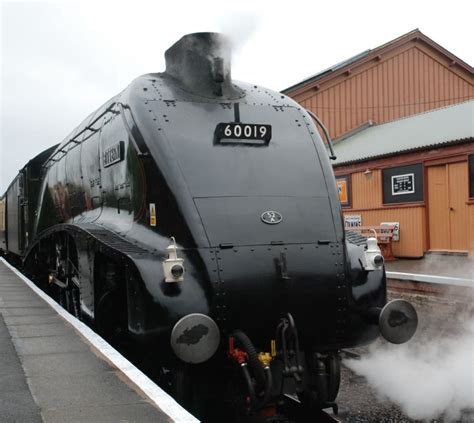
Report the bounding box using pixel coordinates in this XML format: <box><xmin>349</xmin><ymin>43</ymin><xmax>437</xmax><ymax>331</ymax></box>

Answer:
<box><xmin>217</xmin><ymin>11</ymin><xmax>261</xmax><ymax>55</ymax></box>
<box><xmin>345</xmin><ymin>314</ymin><xmax>474</xmax><ymax>421</ymax></box>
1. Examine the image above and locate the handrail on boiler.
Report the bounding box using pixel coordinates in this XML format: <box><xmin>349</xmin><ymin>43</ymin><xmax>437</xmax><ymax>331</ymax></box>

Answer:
<box><xmin>42</xmin><ymin>103</ymin><xmax>119</xmax><ymax>168</ymax></box>
<box><xmin>306</xmin><ymin>110</ymin><xmax>337</xmax><ymax>160</ymax></box>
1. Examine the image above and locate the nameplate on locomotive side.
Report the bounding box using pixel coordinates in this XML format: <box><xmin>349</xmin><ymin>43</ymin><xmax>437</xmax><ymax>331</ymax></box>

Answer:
<box><xmin>103</xmin><ymin>141</ymin><xmax>124</xmax><ymax>168</ymax></box>
<box><xmin>215</xmin><ymin>123</ymin><xmax>272</xmax><ymax>143</ymax></box>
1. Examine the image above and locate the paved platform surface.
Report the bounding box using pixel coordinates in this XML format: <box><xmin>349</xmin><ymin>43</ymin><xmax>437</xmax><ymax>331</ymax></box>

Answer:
<box><xmin>385</xmin><ymin>252</ymin><xmax>473</xmax><ymax>287</ymax></box>
<box><xmin>0</xmin><ymin>310</ymin><xmax>41</xmax><ymax>422</ymax></box>
<box><xmin>0</xmin><ymin>259</ymin><xmax>193</xmax><ymax>423</ymax></box>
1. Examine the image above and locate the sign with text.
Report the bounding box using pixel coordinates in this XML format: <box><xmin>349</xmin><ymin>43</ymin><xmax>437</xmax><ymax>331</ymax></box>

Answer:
<box><xmin>383</xmin><ymin>164</ymin><xmax>423</xmax><ymax>204</ymax></box>
<box><xmin>381</xmin><ymin>221</ymin><xmax>400</xmax><ymax>241</ymax></box>
<box><xmin>344</xmin><ymin>214</ymin><xmax>362</xmax><ymax>228</ymax></box>
<box><xmin>391</xmin><ymin>173</ymin><xmax>415</xmax><ymax>196</ymax></box>
<box><xmin>103</xmin><ymin>141</ymin><xmax>124</xmax><ymax>168</ymax></box>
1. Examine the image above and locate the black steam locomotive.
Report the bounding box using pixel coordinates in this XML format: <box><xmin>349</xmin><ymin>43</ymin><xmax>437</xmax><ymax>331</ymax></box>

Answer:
<box><xmin>0</xmin><ymin>33</ymin><xmax>417</xmax><ymax>421</ymax></box>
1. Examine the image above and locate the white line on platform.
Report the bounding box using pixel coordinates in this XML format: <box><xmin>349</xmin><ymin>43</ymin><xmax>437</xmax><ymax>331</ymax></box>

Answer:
<box><xmin>386</xmin><ymin>271</ymin><xmax>473</xmax><ymax>288</ymax></box>
<box><xmin>0</xmin><ymin>257</ymin><xmax>200</xmax><ymax>423</ymax></box>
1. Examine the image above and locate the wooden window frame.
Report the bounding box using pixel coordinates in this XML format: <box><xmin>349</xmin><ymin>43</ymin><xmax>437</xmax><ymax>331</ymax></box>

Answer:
<box><xmin>336</xmin><ymin>175</ymin><xmax>352</xmax><ymax>208</ymax></box>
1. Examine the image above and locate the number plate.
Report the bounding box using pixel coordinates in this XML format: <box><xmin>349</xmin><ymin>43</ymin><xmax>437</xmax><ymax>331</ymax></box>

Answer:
<box><xmin>215</xmin><ymin>123</ymin><xmax>272</xmax><ymax>143</ymax></box>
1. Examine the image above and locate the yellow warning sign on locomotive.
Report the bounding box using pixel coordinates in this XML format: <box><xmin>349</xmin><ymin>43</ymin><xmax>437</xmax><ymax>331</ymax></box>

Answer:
<box><xmin>149</xmin><ymin>203</ymin><xmax>157</xmax><ymax>226</ymax></box>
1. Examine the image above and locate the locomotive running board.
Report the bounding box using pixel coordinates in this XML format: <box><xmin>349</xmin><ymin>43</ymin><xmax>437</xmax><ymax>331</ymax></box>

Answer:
<box><xmin>316</xmin><ymin>410</ymin><xmax>343</xmax><ymax>422</ymax></box>
<box><xmin>283</xmin><ymin>394</ymin><xmax>343</xmax><ymax>423</ymax></box>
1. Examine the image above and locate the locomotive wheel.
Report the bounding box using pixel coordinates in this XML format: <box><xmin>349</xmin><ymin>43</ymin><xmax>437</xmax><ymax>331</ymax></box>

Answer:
<box><xmin>52</xmin><ymin>234</ymin><xmax>81</xmax><ymax>319</ymax></box>
<box><xmin>24</xmin><ymin>248</ymin><xmax>50</xmax><ymax>291</ymax></box>
<box><xmin>299</xmin><ymin>352</ymin><xmax>341</xmax><ymax>409</ymax></box>
<box><xmin>58</xmin><ymin>276</ymin><xmax>81</xmax><ymax>318</ymax></box>
<box><xmin>94</xmin><ymin>256</ymin><xmax>127</xmax><ymax>345</ymax></box>
<box><xmin>96</xmin><ymin>290</ymin><xmax>125</xmax><ymax>341</ymax></box>
<box><xmin>326</xmin><ymin>353</ymin><xmax>341</xmax><ymax>402</ymax></box>
<box><xmin>160</xmin><ymin>361</ymin><xmax>208</xmax><ymax>419</ymax></box>
<box><xmin>158</xmin><ymin>362</ymin><xmax>193</xmax><ymax>406</ymax></box>
<box><xmin>174</xmin><ymin>363</ymin><xmax>191</xmax><ymax>405</ymax></box>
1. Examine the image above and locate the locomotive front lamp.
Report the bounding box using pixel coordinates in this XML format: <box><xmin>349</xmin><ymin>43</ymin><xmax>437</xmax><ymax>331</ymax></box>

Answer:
<box><xmin>163</xmin><ymin>237</ymin><xmax>185</xmax><ymax>282</ymax></box>
<box><xmin>373</xmin><ymin>254</ymin><xmax>384</xmax><ymax>267</ymax></box>
<box><xmin>363</xmin><ymin>233</ymin><xmax>384</xmax><ymax>271</ymax></box>
<box><xmin>171</xmin><ymin>264</ymin><xmax>184</xmax><ymax>278</ymax></box>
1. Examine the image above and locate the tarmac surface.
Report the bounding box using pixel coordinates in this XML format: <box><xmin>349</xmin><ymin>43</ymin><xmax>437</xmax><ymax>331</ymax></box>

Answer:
<box><xmin>0</xmin><ymin>259</ymin><xmax>193</xmax><ymax>423</ymax></box>
<box><xmin>0</xmin><ymin>311</ymin><xmax>41</xmax><ymax>422</ymax></box>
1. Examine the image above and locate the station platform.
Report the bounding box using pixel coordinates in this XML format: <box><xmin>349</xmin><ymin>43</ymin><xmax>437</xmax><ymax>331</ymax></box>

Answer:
<box><xmin>0</xmin><ymin>258</ymin><xmax>199</xmax><ymax>423</ymax></box>
<box><xmin>385</xmin><ymin>252</ymin><xmax>473</xmax><ymax>291</ymax></box>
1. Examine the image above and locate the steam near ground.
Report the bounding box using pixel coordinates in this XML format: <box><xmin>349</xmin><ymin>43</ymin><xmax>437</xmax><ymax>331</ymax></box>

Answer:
<box><xmin>345</xmin><ymin>303</ymin><xmax>474</xmax><ymax>421</ymax></box>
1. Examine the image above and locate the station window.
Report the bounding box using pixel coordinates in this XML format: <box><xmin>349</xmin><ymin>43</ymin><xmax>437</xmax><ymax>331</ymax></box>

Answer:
<box><xmin>382</xmin><ymin>163</ymin><xmax>424</xmax><ymax>204</ymax></box>
<box><xmin>336</xmin><ymin>175</ymin><xmax>351</xmax><ymax>208</ymax></box>
<box><xmin>469</xmin><ymin>154</ymin><xmax>474</xmax><ymax>199</ymax></box>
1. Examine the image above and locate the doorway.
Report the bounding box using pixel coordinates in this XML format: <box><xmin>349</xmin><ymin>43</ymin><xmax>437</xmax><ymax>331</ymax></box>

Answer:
<box><xmin>427</xmin><ymin>161</ymin><xmax>469</xmax><ymax>252</ymax></box>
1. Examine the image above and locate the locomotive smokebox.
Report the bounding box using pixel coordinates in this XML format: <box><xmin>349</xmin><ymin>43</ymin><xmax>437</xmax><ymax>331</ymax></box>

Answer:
<box><xmin>165</xmin><ymin>32</ymin><xmax>244</xmax><ymax>99</ymax></box>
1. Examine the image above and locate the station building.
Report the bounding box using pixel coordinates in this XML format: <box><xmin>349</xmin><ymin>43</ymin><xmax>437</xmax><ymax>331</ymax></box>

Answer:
<box><xmin>283</xmin><ymin>29</ymin><xmax>474</xmax><ymax>257</ymax></box>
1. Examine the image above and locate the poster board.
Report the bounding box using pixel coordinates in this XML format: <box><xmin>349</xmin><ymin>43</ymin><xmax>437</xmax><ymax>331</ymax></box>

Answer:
<box><xmin>381</xmin><ymin>221</ymin><xmax>400</xmax><ymax>241</ymax></box>
<box><xmin>383</xmin><ymin>164</ymin><xmax>423</xmax><ymax>204</ymax></box>
<box><xmin>336</xmin><ymin>176</ymin><xmax>351</xmax><ymax>207</ymax></box>
<box><xmin>344</xmin><ymin>214</ymin><xmax>362</xmax><ymax>228</ymax></box>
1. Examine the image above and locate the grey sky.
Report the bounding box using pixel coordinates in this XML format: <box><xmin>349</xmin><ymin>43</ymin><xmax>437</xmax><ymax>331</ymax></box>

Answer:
<box><xmin>1</xmin><ymin>0</ymin><xmax>472</xmax><ymax>193</ymax></box>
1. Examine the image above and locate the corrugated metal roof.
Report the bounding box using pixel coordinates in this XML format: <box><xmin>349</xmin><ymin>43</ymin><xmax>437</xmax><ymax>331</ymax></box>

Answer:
<box><xmin>282</xmin><ymin>29</ymin><xmax>473</xmax><ymax>96</ymax></box>
<box><xmin>332</xmin><ymin>100</ymin><xmax>474</xmax><ymax>166</ymax></box>
<box><xmin>282</xmin><ymin>30</ymin><xmax>423</xmax><ymax>94</ymax></box>
<box><xmin>282</xmin><ymin>49</ymin><xmax>371</xmax><ymax>93</ymax></box>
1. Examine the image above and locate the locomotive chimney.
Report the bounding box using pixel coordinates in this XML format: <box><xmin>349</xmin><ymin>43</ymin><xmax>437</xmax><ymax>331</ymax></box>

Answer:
<box><xmin>164</xmin><ymin>32</ymin><xmax>243</xmax><ymax>99</ymax></box>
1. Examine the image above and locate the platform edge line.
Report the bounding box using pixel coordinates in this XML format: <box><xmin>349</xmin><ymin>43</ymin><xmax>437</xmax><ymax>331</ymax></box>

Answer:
<box><xmin>0</xmin><ymin>258</ymin><xmax>200</xmax><ymax>423</ymax></box>
<box><xmin>386</xmin><ymin>270</ymin><xmax>473</xmax><ymax>287</ymax></box>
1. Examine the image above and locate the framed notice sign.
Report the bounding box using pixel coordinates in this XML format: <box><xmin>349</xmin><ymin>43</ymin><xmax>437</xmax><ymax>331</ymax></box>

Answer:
<box><xmin>383</xmin><ymin>164</ymin><xmax>423</xmax><ymax>204</ymax></box>
<box><xmin>344</xmin><ymin>214</ymin><xmax>361</xmax><ymax>228</ymax></box>
<box><xmin>391</xmin><ymin>173</ymin><xmax>415</xmax><ymax>196</ymax></box>
<box><xmin>336</xmin><ymin>176</ymin><xmax>351</xmax><ymax>207</ymax></box>
<box><xmin>381</xmin><ymin>221</ymin><xmax>400</xmax><ymax>241</ymax></box>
